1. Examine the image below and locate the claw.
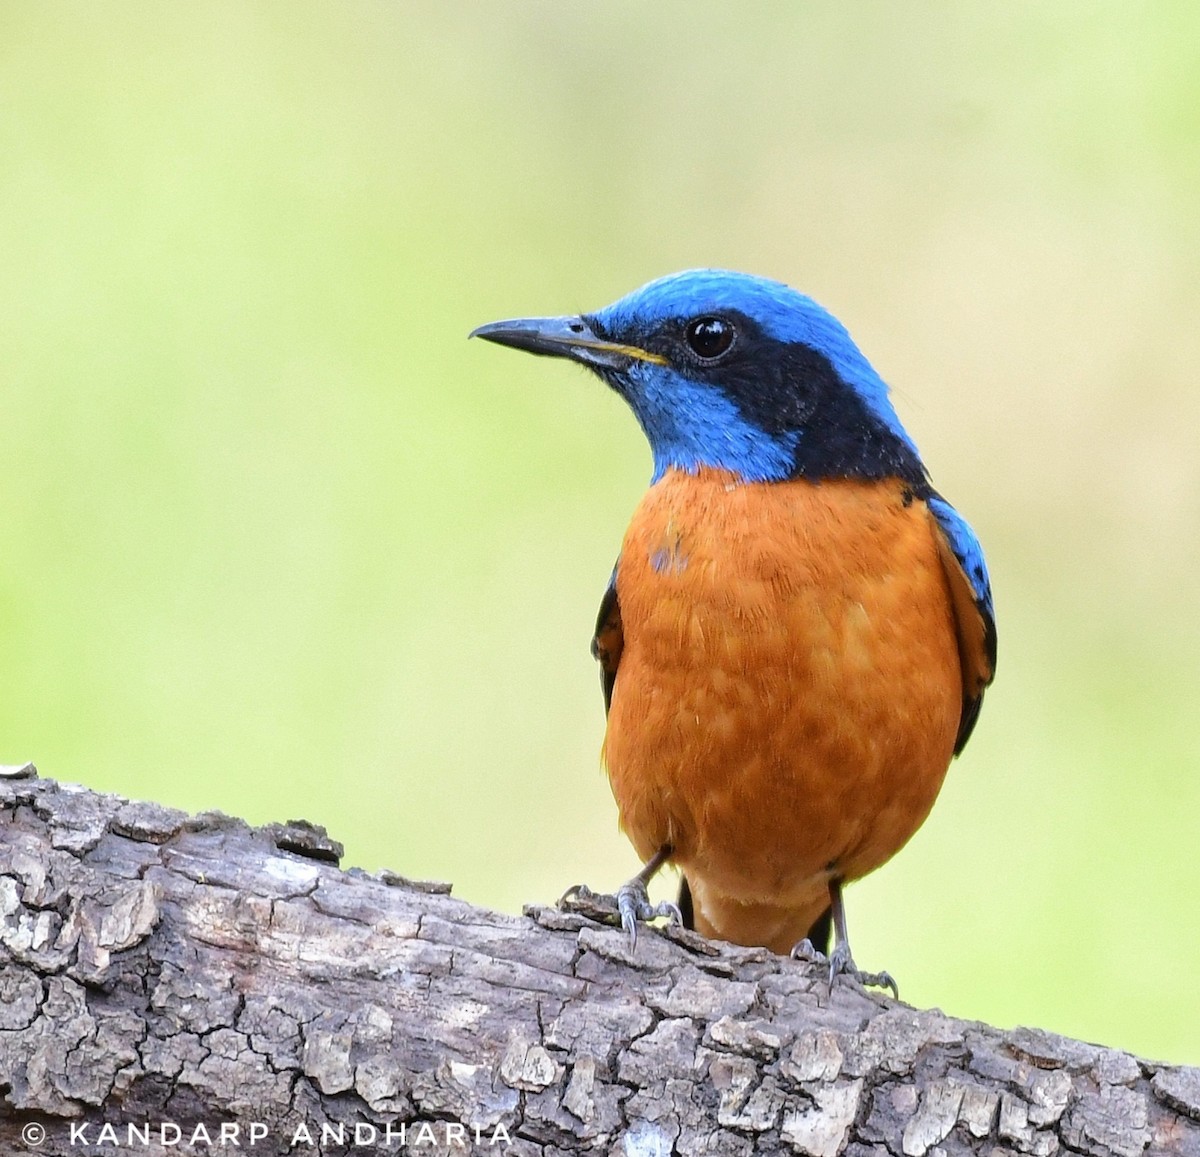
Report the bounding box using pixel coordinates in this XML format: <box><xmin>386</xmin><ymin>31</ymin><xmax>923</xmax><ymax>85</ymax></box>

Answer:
<box><xmin>557</xmin><ymin>847</ymin><xmax>678</xmax><ymax>951</ymax></box>
<box><xmin>616</xmin><ymin>878</ymin><xmax>682</xmax><ymax>949</ymax></box>
<box><xmin>558</xmin><ymin>883</ymin><xmax>620</xmax><ymax>923</ymax></box>
<box><xmin>828</xmin><ymin>940</ymin><xmax>899</xmax><ymax>998</ymax></box>
<box><xmin>790</xmin><ymin>937</ymin><xmax>898</xmax><ymax>998</ymax></box>
<box><xmin>789</xmin><ymin>880</ymin><xmax>899</xmax><ymax>999</ymax></box>
<box><xmin>789</xmin><ymin>937</ymin><xmax>820</xmax><ymax>964</ymax></box>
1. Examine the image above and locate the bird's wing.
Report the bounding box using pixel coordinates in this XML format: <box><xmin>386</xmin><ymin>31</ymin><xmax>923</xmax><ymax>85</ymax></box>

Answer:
<box><xmin>926</xmin><ymin>495</ymin><xmax>997</xmax><ymax>755</ymax></box>
<box><xmin>590</xmin><ymin>563</ymin><xmax>623</xmax><ymax>715</ymax></box>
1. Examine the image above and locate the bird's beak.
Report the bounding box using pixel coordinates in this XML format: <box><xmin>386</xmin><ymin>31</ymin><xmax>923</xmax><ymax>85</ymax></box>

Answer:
<box><xmin>469</xmin><ymin>315</ymin><xmax>666</xmax><ymax>371</ymax></box>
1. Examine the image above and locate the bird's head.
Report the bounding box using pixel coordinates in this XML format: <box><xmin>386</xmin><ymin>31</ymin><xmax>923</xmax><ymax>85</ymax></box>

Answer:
<box><xmin>471</xmin><ymin>269</ymin><xmax>926</xmax><ymax>487</ymax></box>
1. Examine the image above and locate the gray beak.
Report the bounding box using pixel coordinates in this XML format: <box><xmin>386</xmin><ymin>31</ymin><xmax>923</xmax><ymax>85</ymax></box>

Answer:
<box><xmin>469</xmin><ymin>315</ymin><xmax>664</xmax><ymax>371</ymax></box>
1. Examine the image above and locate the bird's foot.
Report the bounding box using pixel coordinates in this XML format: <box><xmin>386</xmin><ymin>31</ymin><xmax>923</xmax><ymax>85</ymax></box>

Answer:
<box><xmin>790</xmin><ymin>938</ymin><xmax>899</xmax><ymax>999</ymax></box>
<box><xmin>559</xmin><ymin>881</ymin><xmax>682</xmax><ymax>950</ymax></box>
<box><xmin>616</xmin><ymin>878</ymin><xmax>683</xmax><ymax>949</ymax></box>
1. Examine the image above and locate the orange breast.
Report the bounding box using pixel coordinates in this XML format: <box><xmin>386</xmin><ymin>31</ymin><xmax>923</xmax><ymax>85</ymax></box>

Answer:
<box><xmin>604</xmin><ymin>468</ymin><xmax>962</xmax><ymax>953</ymax></box>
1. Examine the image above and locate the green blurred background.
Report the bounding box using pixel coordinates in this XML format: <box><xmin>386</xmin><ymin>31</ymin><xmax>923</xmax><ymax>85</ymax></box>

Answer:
<box><xmin>2</xmin><ymin>5</ymin><xmax>1197</xmax><ymax>1063</ymax></box>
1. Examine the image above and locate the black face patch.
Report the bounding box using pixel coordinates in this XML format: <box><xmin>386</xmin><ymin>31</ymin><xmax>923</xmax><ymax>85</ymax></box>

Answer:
<box><xmin>585</xmin><ymin>310</ymin><xmax>930</xmax><ymax>488</ymax></box>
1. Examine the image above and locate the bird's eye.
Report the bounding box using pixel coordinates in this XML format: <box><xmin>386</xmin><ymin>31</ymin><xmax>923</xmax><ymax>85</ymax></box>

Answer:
<box><xmin>684</xmin><ymin>316</ymin><xmax>735</xmax><ymax>361</ymax></box>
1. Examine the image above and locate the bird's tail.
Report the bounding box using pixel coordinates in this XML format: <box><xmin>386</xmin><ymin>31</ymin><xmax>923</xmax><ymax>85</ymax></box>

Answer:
<box><xmin>678</xmin><ymin>875</ymin><xmax>832</xmax><ymax>956</ymax></box>
<box><xmin>803</xmin><ymin>905</ymin><xmax>833</xmax><ymax>956</ymax></box>
<box><xmin>678</xmin><ymin>873</ymin><xmax>695</xmax><ymax>929</ymax></box>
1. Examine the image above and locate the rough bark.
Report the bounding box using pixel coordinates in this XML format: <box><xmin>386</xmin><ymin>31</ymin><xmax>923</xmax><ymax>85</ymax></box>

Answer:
<box><xmin>1</xmin><ymin>767</ymin><xmax>1197</xmax><ymax>1157</ymax></box>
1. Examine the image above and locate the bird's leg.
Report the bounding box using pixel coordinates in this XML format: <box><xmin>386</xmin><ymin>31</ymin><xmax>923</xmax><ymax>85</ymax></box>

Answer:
<box><xmin>826</xmin><ymin>880</ymin><xmax>899</xmax><ymax>997</ymax></box>
<box><xmin>791</xmin><ymin>879</ymin><xmax>899</xmax><ymax>999</ymax></box>
<box><xmin>560</xmin><ymin>845</ymin><xmax>682</xmax><ymax>949</ymax></box>
<box><xmin>615</xmin><ymin>846</ymin><xmax>684</xmax><ymax>949</ymax></box>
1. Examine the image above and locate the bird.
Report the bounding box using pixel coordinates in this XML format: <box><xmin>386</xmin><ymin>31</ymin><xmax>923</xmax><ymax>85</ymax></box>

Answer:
<box><xmin>470</xmin><ymin>269</ymin><xmax>995</xmax><ymax>990</ymax></box>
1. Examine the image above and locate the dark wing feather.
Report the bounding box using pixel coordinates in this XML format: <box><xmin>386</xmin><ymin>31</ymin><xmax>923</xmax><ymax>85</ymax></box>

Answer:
<box><xmin>927</xmin><ymin>495</ymin><xmax>997</xmax><ymax>754</ymax></box>
<box><xmin>590</xmin><ymin>564</ymin><xmax>623</xmax><ymax>715</ymax></box>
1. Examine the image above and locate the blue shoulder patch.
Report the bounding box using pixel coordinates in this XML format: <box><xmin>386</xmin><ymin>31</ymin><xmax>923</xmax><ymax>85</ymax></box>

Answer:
<box><xmin>927</xmin><ymin>494</ymin><xmax>996</xmax><ymax>754</ymax></box>
<box><xmin>927</xmin><ymin>496</ymin><xmax>994</xmax><ymax>619</ymax></box>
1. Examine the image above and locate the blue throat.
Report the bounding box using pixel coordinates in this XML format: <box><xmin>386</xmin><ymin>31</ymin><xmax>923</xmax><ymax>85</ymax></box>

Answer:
<box><xmin>626</xmin><ymin>372</ymin><xmax>800</xmax><ymax>484</ymax></box>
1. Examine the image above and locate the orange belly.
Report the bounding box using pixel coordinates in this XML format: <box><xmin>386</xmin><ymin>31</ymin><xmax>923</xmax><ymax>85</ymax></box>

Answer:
<box><xmin>603</xmin><ymin>468</ymin><xmax>962</xmax><ymax>954</ymax></box>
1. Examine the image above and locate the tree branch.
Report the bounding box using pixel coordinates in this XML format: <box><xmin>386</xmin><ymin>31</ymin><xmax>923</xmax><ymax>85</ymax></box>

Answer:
<box><xmin>1</xmin><ymin>768</ymin><xmax>1197</xmax><ymax>1156</ymax></box>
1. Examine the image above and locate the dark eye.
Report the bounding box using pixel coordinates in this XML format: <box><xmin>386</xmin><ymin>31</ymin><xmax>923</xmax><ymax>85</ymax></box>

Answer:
<box><xmin>684</xmin><ymin>316</ymin><xmax>735</xmax><ymax>361</ymax></box>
